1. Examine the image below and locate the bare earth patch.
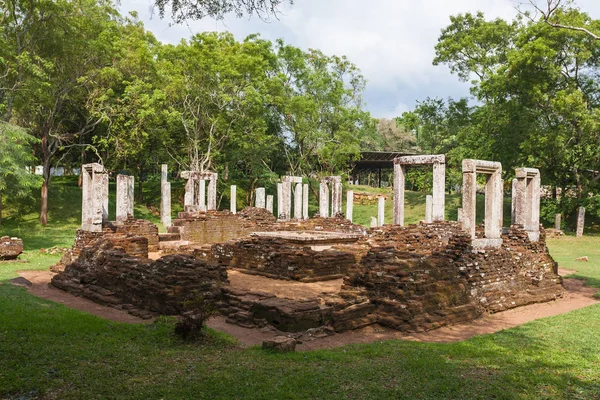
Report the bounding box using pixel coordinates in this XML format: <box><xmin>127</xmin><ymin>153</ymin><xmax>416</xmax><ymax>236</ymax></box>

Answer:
<box><xmin>16</xmin><ymin>266</ymin><xmax>598</xmax><ymax>351</ymax></box>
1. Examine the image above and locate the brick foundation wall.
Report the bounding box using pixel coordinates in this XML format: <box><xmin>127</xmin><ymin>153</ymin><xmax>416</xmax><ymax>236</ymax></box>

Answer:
<box><xmin>51</xmin><ymin>238</ymin><xmax>227</xmax><ymax>319</ymax></box>
<box><xmin>0</xmin><ymin>236</ymin><xmax>23</xmax><ymax>260</ymax></box>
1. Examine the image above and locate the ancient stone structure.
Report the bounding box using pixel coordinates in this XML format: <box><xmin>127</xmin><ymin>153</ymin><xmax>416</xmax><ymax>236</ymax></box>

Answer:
<box><xmin>555</xmin><ymin>214</ymin><xmax>561</xmax><ymax>230</ymax></box>
<box><xmin>512</xmin><ymin>168</ymin><xmax>541</xmax><ymax>241</ymax></box>
<box><xmin>279</xmin><ymin>176</ymin><xmax>303</xmax><ymax>220</ymax></box>
<box><xmin>160</xmin><ymin>164</ymin><xmax>171</xmax><ymax>227</ymax></box>
<box><xmin>52</xmin><ymin>238</ymin><xmax>227</xmax><ymax>319</ymax></box>
<box><xmin>116</xmin><ymin>174</ymin><xmax>134</xmax><ymax>223</ymax></box>
<box><xmin>425</xmin><ymin>195</ymin><xmax>433</xmax><ymax>223</ymax></box>
<box><xmin>0</xmin><ymin>236</ymin><xmax>23</xmax><ymax>260</ymax></box>
<box><xmin>230</xmin><ymin>185</ymin><xmax>237</xmax><ymax>214</ymax></box>
<box><xmin>255</xmin><ymin>188</ymin><xmax>266</xmax><ymax>209</ymax></box>
<box><xmin>81</xmin><ymin>163</ymin><xmax>109</xmax><ymax>232</ymax></box>
<box><xmin>319</xmin><ymin>176</ymin><xmax>342</xmax><ymax>218</ymax></box>
<box><xmin>346</xmin><ymin>190</ymin><xmax>354</xmax><ymax>223</ymax></box>
<box><xmin>462</xmin><ymin>159</ymin><xmax>503</xmax><ymax>248</ymax></box>
<box><xmin>302</xmin><ymin>184</ymin><xmax>309</xmax><ymax>219</ymax></box>
<box><xmin>181</xmin><ymin>171</ymin><xmax>218</xmax><ymax>212</ymax></box>
<box><xmin>266</xmin><ymin>195</ymin><xmax>274</xmax><ymax>214</ymax></box>
<box><xmin>577</xmin><ymin>207</ymin><xmax>585</xmax><ymax>237</ymax></box>
<box><xmin>377</xmin><ymin>196</ymin><xmax>385</xmax><ymax>226</ymax></box>
<box><xmin>394</xmin><ymin>155</ymin><xmax>445</xmax><ymax>226</ymax></box>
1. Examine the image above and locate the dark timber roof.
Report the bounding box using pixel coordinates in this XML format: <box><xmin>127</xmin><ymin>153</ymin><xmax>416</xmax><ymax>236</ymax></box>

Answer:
<box><xmin>351</xmin><ymin>151</ymin><xmax>416</xmax><ymax>171</ymax></box>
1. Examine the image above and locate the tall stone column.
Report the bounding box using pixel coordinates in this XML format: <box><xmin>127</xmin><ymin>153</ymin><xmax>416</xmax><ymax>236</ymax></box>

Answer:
<box><xmin>81</xmin><ymin>163</ymin><xmax>107</xmax><ymax>232</ymax></box>
<box><xmin>484</xmin><ymin>171</ymin><xmax>502</xmax><ymax>239</ymax></box>
<box><xmin>255</xmin><ymin>187</ymin><xmax>266</xmax><ymax>209</ymax></box>
<box><xmin>266</xmin><ymin>195</ymin><xmax>274</xmax><ymax>214</ymax></box>
<box><xmin>302</xmin><ymin>184</ymin><xmax>309</xmax><ymax>219</ymax></box>
<box><xmin>319</xmin><ymin>181</ymin><xmax>329</xmax><ymax>218</ymax></box>
<box><xmin>294</xmin><ymin>183</ymin><xmax>303</xmax><ymax>219</ymax></box>
<box><xmin>555</xmin><ymin>214</ymin><xmax>561</xmax><ymax>230</ymax></box>
<box><xmin>393</xmin><ymin>163</ymin><xmax>405</xmax><ymax>226</ymax></box>
<box><xmin>346</xmin><ymin>190</ymin><xmax>354</xmax><ymax>223</ymax></box>
<box><xmin>207</xmin><ymin>175</ymin><xmax>217</xmax><ymax>211</ymax></box>
<box><xmin>425</xmin><ymin>195</ymin><xmax>433</xmax><ymax>223</ymax></box>
<box><xmin>576</xmin><ymin>207</ymin><xmax>585</xmax><ymax>237</ymax></box>
<box><xmin>462</xmin><ymin>160</ymin><xmax>477</xmax><ymax>239</ymax></box>
<box><xmin>116</xmin><ymin>174</ymin><xmax>134</xmax><ymax>222</ymax></box>
<box><xmin>230</xmin><ymin>185</ymin><xmax>237</xmax><ymax>214</ymax></box>
<box><xmin>331</xmin><ymin>178</ymin><xmax>342</xmax><ymax>215</ymax></box>
<box><xmin>277</xmin><ymin>183</ymin><xmax>283</xmax><ymax>219</ymax></box>
<box><xmin>184</xmin><ymin>176</ymin><xmax>194</xmax><ymax>210</ymax></box>
<box><xmin>101</xmin><ymin>173</ymin><xmax>109</xmax><ymax>224</ymax></box>
<box><xmin>198</xmin><ymin>179</ymin><xmax>207</xmax><ymax>211</ymax></box>
<box><xmin>282</xmin><ymin>181</ymin><xmax>292</xmax><ymax>220</ymax></box>
<box><xmin>378</xmin><ymin>196</ymin><xmax>385</xmax><ymax>227</ymax></box>
<box><xmin>432</xmin><ymin>162</ymin><xmax>445</xmax><ymax>221</ymax></box>
<box><xmin>511</xmin><ymin>178</ymin><xmax>518</xmax><ymax>225</ymax></box>
<box><xmin>160</xmin><ymin>165</ymin><xmax>171</xmax><ymax>227</ymax></box>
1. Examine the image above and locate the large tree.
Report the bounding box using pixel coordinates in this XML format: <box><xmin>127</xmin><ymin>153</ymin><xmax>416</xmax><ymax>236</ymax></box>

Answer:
<box><xmin>153</xmin><ymin>0</ymin><xmax>292</xmax><ymax>23</ymax></box>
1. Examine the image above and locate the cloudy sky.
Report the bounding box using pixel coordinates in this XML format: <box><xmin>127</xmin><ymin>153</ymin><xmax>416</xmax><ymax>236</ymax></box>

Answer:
<box><xmin>119</xmin><ymin>0</ymin><xmax>600</xmax><ymax>118</ymax></box>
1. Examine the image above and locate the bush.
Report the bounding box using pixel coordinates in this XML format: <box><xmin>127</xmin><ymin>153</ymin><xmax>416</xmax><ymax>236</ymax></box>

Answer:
<box><xmin>174</xmin><ymin>294</ymin><xmax>217</xmax><ymax>340</ymax></box>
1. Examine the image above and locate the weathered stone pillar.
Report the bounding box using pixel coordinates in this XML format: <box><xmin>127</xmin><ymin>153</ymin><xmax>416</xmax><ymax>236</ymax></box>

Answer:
<box><xmin>511</xmin><ymin>178</ymin><xmax>518</xmax><ymax>225</ymax></box>
<box><xmin>230</xmin><ymin>185</ymin><xmax>237</xmax><ymax>214</ymax></box>
<box><xmin>160</xmin><ymin>164</ymin><xmax>171</xmax><ymax>227</ymax></box>
<box><xmin>393</xmin><ymin>162</ymin><xmax>405</xmax><ymax>226</ymax></box>
<box><xmin>346</xmin><ymin>190</ymin><xmax>354</xmax><ymax>223</ymax></box>
<box><xmin>462</xmin><ymin>160</ymin><xmax>478</xmax><ymax>239</ymax></box>
<box><xmin>555</xmin><ymin>213</ymin><xmax>561</xmax><ymax>230</ymax></box>
<box><xmin>577</xmin><ymin>207</ymin><xmax>585</xmax><ymax>237</ymax></box>
<box><xmin>302</xmin><ymin>184</ymin><xmax>309</xmax><ymax>219</ymax></box>
<box><xmin>183</xmin><ymin>175</ymin><xmax>194</xmax><ymax>210</ymax></box>
<box><xmin>378</xmin><ymin>196</ymin><xmax>385</xmax><ymax>227</ymax></box>
<box><xmin>331</xmin><ymin>177</ymin><xmax>342</xmax><ymax>215</ymax></box>
<box><xmin>432</xmin><ymin>161</ymin><xmax>445</xmax><ymax>221</ymax></box>
<box><xmin>514</xmin><ymin>168</ymin><xmax>541</xmax><ymax>241</ymax></box>
<box><xmin>198</xmin><ymin>179</ymin><xmax>207</xmax><ymax>211</ymax></box>
<box><xmin>277</xmin><ymin>183</ymin><xmax>283</xmax><ymax>219</ymax></box>
<box><xmin>294</xmin><ymin>183</ymin><xmax>303</xmax><ymax>219</ymax></box>
<box><xmin>266</xmin><ymin>195</ymin><xmax>274</xmax><ymax>214</ymax></box>
<box><xmin>255</xmin><ymin>187</ymin><xmax>266</xmax><ymax>209</ymax></box>
<box><xmin>116</xmin><ymin>174</ymin><xmax>134</xmax><ymax>222</ymax></box>
<box><xmin>484</xmin><ymin>171</ymin><xmax>502</xmax><ymax>239</ymax></box>
<box><xmin>425</xmin><ymin>195</ymin><xmax>433</xmax><ymax>223</ymax></box>
<box><xmin>457</xmin><ymin>208</ymin><xmax>463</xmax><ymax>222</ymax></box>
<box><xmin>370</xmin><ymin>217</ymin><xmax>378</xmax><ymax>228</ymax></box>
<box><xmin>81</xmin><ymin>163</ymin><xmax>108</xmax><ymax>232</ymax></box>
<box><xmin>207</xmin><ymin>174</ymin><xmax>217</xmax><ymax>211</ymax></box>
<box><xmin>282</xmin><ymin>181</ymin><xmax>292</xmax><ymax>220</ymax></box>
<box><xmin>319</xmin><ymin>181</ymin><xmax>329</xmax><ymax>218</ymax></box>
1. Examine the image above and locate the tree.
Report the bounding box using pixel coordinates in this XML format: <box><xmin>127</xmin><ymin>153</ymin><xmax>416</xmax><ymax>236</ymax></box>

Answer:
<box><xmin>0</xmin><ymin>122</ymin><xmax>39</xmax><ymax>223</ymax></box>
<box><xmin>526</xmin><ymin>0</ymin><xmax>600</xmax><ymax>40</ymax></box>
<box><xmin>372</xmin><ymin>118</ymin><xmax>415</xmax><ymax>152</ymax></box>
<box><xmin>152</xmin><ymin>0</ymin><xmax>292</xmax><ymax>23</ymax></box>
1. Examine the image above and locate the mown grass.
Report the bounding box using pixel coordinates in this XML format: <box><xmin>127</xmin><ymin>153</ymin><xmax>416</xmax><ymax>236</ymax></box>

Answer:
<box><xmin>1</xmin><ymin>179</ymin><xmax>600</xmax><ymax>399</ymax></box>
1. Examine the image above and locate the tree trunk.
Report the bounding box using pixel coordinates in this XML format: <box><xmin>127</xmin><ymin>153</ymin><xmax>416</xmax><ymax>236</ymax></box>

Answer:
<box><xmin>40</xmin><ymin>133</ymin><xmax>51</xmax><ymax>225</ymax></box>
<box><xmin>0</xmin><ymin>191</ymin><xmax>3</xmax><ymax>225</ymax></box>
<box><xmin>40</xmin><ymin>177</ymin><xmax>49</xmax><ymax>225</ymax></box>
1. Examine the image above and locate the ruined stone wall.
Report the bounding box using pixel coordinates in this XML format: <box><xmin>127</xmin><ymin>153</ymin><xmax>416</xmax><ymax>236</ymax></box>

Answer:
<box><xmin>51</xmin><ymin>238</ymin><xmax>227</xmax><ymax>319</ymax></box>
<box><xmin>335</xmin><ymin>222</ymin><xmax>564</xmax><ymax>332</ymax></box>
<box><xmin>212</xmin><ymin>237</ymin><xmax>363</xmax><ymax>282</ymax></box>
<box><xmin>51</xmin><ymin>217</ymin><xmax>159</xmax><ymax>272</ymax></box>
<box><xmin>0</xmin><ymin>236</ymin><xmax>23</xmax><ymax>260</ymax></box>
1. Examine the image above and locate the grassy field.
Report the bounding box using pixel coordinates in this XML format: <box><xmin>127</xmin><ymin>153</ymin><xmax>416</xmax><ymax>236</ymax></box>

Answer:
<box><xmin>1</xmin><ymin>179</ymin><xmax>599</xmax><ymax>399</ymax></box>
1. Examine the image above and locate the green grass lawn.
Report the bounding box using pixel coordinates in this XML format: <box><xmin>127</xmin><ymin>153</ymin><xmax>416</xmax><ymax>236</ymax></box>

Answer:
<box><xmin>1</xmin><ymin>180</ymin><xmax>600</xmax><ymax>399</ymax></box>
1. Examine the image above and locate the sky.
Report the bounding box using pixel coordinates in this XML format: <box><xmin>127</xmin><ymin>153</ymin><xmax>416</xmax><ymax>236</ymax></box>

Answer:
<box><xmin>118</xmin><ymin>0</ymin><xmax>600</xmax><ymax>118</ymax></box>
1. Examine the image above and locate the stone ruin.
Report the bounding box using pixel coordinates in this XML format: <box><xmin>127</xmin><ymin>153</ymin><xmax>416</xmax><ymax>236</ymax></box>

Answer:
<box><xmin>49</xmin><ymin>159</ymin><xmax>565</xmax><ymax>336</ymax></box>
<box><xmin>0</xmin><ymin>236</ymin><xmax>23</xmax><ymax>260</ymax></box>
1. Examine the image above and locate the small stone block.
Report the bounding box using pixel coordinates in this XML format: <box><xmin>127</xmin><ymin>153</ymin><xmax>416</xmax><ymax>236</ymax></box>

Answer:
<box><xmin>262</xmin><ymin>336</ymin><xmax>297</xmax><ymax>352</ymax></box>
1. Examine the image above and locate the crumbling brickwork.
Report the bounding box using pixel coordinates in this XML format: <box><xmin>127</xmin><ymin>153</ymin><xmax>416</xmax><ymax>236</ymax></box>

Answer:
<box><xmin>51</xmin><ymin>238</ymin><xmax>227</xmax><ymax>319</ymax></box>
<box><xmin>0</xmin><ymin>236</ymin><xmax>23</xmax><ymax>260</ymax></box>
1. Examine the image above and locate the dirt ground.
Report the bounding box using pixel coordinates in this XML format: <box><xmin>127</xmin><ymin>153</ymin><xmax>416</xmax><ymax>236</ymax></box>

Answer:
<box><xmin>14</xmin><ymin>267</ymin><xmax>598</xmax><ymax>351</ymax></box>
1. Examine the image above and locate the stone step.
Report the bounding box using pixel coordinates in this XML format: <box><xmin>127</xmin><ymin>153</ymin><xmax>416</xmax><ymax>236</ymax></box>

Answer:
<box><xmin>159</xmin><ymin>233</ymin><xmax>180</xmax><ymax>242</ymax></box>
<box><xmin>167</xmin><ymin>226</ymin><xmax>182</xmax><ymax>234</ymax></box>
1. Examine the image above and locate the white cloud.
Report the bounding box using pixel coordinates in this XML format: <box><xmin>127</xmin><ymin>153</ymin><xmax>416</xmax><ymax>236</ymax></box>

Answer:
<box><xmin>119</xmin><ymin>0</ymin><xmax>600</xmax><ymax>117</ymax></box>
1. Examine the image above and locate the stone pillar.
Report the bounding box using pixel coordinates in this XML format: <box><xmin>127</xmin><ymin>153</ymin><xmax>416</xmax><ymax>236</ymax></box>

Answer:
<box><xmin>160</xmin><ymin>164</ymin><xmax>171</xmax><ymax>227</ymax></box>
<box><xmin>484</xmin><ymin>171</ymin><xmax>502</xmax><ymax>239</ymax></box>
<box><xmin>116</xmin><ymin>174</ymin><xmax>134</xmax><ymax>222</ymax></box>
<box><xmin>378</xmin><ymin>196</ymin><xmax>385</xmax><ymax>227</ymax></box>
<box><xmin>81</xmin><ymin>163</ymin><xmax>107</xmax><ymax>232</ymax></box>
<box><xmin>319</xmin><ymin>181</ymin><xmax>329</xmax><ymax>218</ymax></box>
<box><xmin>294</xmin><ymin>183</ymin><xmax>303</xmax><ymax>219</ymax></box>
<box><xmin>576</xmin><ymin>207</ymin><xmax>585</xmax><ymax>237</ymax></box>
<box><xmin>457</xmin><ymin>208</ymin><xmax>463</xmax><ymax>222</ymax></box>
<box><xmin>393</xmin><ymin>163</ymin><xmax>405</xmax><ymax>226</ymax></box>
<box><xmin>302</xmin><ymin>184</ymin><xmax>309</xmax><ymax>219</ymax></box>
<box><xmin>207</xmin><ymin>174</ymin><xmax>217</xmax><ymax>211</ymax></box>
<box><xmin>462</xmin><ymin>160</ymin><xmax>477</xmax><ymax>239</ymax></box>
<box><xmin>370</xmin><ymin>217</ymin><xmax>378</xmax><ymax>228</ymax></box>
<box><xmin>255</xmin><ymin>187</ymin><xmax>266</xmax><ymax>209</ymax></box>
<box><xmin>425</xmin><ymin>195</ymin><xmax>433</xmax><ymax>223</ymax></box>
<box><xmin>266</xmin><ymin>195</ymin><xmax>274</xmax><ymax>214</ymax></box>
<box><xmin>282</xmin><ymin>181</ymin><xmax>292</xmax><ymax>220</ymax></box>
<box><xmin>184</xmin><ymin>176</ymin><xmax>194</xmax><ymax>210</ymax></box>
<box><xmin>331</xmin><ymin>177</ymin><xmax>342</xmax><ymax>215</ymax></box>
<box><xmin>511</xmin><ymin>178</ymin><xmax>518</xmax><ymax>225</ymax></box>
<box><xmin>198</xmin><ymin>179</ymin><xmax>207</xmax><ymax>211</ymax></box>
<box><xmin>346</xmin><ymin>190</ymin><xmax>354</xmax><ymax>223</ymax></box>
<box><xmin>277</xmin><ymin>183</ymin><xmax>283</xmax><ymax>219</ymax></box>
<box><xmin>514</xmin><ymin>168</ymin><xmax>541</xmax><ymax>241</ymax></box>
<box><xmin>555</xmin><ymin>214</ymin><xmax>561</xmax><ymax>230</ymax></box>
<box><xmin>230</xmin><ymin>185</ymin><xmax>237</xmax><ymax>214</ymax></box>
<box><xmin>432</xmin><ymin>162</ymin><xmax>445</xmax><ymax>221</ymax></box>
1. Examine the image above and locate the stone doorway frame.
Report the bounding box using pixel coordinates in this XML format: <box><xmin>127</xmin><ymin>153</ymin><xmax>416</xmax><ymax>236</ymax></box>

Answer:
<box><xmin>393</xmin><ymin>155</ymin><xmax>446</xmax><ymax>226</ymax></box>
<box><xmin>512</xmin><ymin>167</ymin><xmax>541</xmax><ymax>242</ymax></box>
<box><xmin>81</xmin><ymin>163</ymin><xmax>108</xmax><ymax>232</ymax></box>
<box><xmin>462</xmin><ymin>159</ymin><xmax>503</xmax><ymax>248</ymax></box>
<box><xmin>319</xmin><ymin>176</ymin><xmax>343</xmax><ymax>218</ymax></box>
<box><xmin>180</xmin><ymin>171</ymin><xmax>218</xmax><ymax>212</ymax></box>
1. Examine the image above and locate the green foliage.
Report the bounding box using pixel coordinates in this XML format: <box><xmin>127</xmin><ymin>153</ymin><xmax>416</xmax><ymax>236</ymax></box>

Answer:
<box><xmin>174</xmin><ymin>294</ymin><xmax>218</xmax><ymax>340</ymax></box>
<box><xmin>0</xmin><ymin>122</ymin><xmax>40</xmax><ymax>199</ymax></box>
<box><xmin>154</xmin><ymin>0</ymin><xmax>292</xmax><ymax>23</ymax></box>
